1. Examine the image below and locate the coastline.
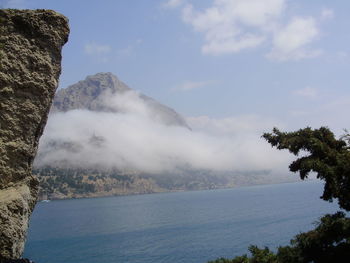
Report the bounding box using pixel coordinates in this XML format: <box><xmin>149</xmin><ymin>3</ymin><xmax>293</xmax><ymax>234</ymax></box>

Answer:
<box><xmin>37</xmin><ymin>177</ymin><xmax>303</xmax><ymax>202</ymax></box>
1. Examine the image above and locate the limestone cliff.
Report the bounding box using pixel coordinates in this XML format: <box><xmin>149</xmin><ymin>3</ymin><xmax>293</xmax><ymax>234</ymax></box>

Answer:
<box><xmin>0</xmin><ymin>9</ymin><xmax>69</xmax><ymax>260</ymax></box>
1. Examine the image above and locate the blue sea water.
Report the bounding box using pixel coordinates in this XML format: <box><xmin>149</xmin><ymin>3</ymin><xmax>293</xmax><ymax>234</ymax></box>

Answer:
<box><xmin>24</xmin><ymin>181</ymin><xmax>340</xmax><ymax>263</ymax></box>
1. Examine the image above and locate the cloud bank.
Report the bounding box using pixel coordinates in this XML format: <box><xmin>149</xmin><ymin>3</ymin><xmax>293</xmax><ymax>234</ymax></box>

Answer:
<box><xmin>36</xmin><ymin>91</ymin><xmax>291</xmax><ymax>176</ymax></box>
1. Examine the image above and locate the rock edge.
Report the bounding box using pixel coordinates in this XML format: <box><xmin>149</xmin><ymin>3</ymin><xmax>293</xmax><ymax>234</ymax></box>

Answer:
<box><xmin>0</xmin><ymin>9</ymin><xmax>69</xmax><ymax>259</ymax></box>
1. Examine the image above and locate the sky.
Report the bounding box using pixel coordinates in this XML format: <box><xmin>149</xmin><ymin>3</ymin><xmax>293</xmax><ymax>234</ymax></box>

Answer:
<box><xmin>1</xmin><ymin>0</ymin><xmax>350</xmax><ymax>175</ymax></box>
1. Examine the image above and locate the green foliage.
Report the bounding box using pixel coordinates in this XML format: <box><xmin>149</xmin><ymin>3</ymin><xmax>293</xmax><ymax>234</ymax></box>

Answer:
<box><xmin>263</xmin><ymin>127</ymin><xmax>350</xmax><ymax>211</ymax></box>
<box><xmin>33</xmin><ymin>167</ymin><xmax>101</xmax><ymax>195</ymax></box>
<box><xmin>247</xmin><ymin>246</ymin><xmax>277</xmax><ymax>263</ymax></box>
<box><xmin>208</xmin><ymin>255</ymin><xmax>248</xmax><ymax>263</ymax></box>
<box><xmin>210</xmin><ymin>127</ymin><xmax>350</xmax><ymax>263</ymax></box>
<box><xmin>208</xmin><ymin>246</ymin><xmax>277</xmax><ymax>263</ymax></box>
<box><xmin>287</xmin><ymin>211</ymin><xmax>350</xmax><ymax>263</ymax></box>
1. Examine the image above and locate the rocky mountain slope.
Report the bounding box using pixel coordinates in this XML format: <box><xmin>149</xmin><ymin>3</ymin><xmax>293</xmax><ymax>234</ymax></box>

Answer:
<box><xmin>51</xmin><ymin>72</ymin><xmax>191</xmax><ymax>129</ymax></box>
<box><xmin>0</xmin><ymin>9</ymin><xmax>69</xmax><ymax>261</ymax></box>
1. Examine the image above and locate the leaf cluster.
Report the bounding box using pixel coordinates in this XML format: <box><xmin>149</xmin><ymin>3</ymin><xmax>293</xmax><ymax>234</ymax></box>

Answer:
<box><xmin>208</xmin><ymin>246</ymin><xmax>277</xmax><ymax>263</ymax></box>
<box><xmin>263</xmin><ymin>127</ymin><xmax>350</xmax><ymax>211</ymax></box>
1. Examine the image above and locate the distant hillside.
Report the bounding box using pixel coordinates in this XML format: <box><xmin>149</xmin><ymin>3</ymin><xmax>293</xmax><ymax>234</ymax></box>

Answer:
<box><xmin>51</xmin><ymin>72</ymin><xmax>190</xmax><ymax>129</ymax></box>
<box><xmin>33</xmin><ymin>167</ymin><xmax>296</xmax><ymax>200</ymax></box>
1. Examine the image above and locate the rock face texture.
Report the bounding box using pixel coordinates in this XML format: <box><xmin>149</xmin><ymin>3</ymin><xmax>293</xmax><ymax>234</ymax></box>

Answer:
<box><xmin>0</xmin><ymin>9</ymin><xmax>69</xmax><ymax>259</ymax></box>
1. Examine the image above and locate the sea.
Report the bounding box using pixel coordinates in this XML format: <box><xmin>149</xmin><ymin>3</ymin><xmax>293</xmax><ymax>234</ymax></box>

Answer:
<box><xmin>24</xmin><ymin>181</ymin><xmax>340</xmax><ymax>263</ymax></box>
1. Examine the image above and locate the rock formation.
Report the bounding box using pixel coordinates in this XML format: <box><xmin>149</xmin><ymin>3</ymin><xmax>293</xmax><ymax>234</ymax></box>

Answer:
<box><xmin>51</xmin><ymin>72</ymin><xmax>191</xmax><ymax>129</ymax></box>
<box><xmin>0</xmin><ymin>9</ymin><xmax>69</xmax><ymax>260</ymax></box>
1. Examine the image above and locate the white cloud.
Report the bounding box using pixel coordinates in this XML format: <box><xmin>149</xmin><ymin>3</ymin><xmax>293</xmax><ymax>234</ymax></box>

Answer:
<box><xmin>293</xmin><ymin>86</ymin><xmax>318</xmax><ymax>98</ymax></box>
<box><xmin>174</xmin><ymin>81</ymin><xmax>209</xmax><ymax>91</ymax></box>
<box><xmin>162</xmin><ymin>0</ymin><xmax>184</xmax><ymax>9</ymax></box>
<box><xmin>321</xmin><ymin>8</ymin><xmax>334</xmax><ymax>20</ymax></box>
<box><xmin>84</xmin><ymin>42</ymin><xmax>111</xmax><ymax>55</ymax></box>
<box><xmin>267</xmin><ymin>17</ymin><xmax>322</xmax><ymax>61</ymax></box>
<box><xmin>171</xmin><ymin>0</ymin><xmax>329</xmax><ymax>60</ymax></box>
<box><xmin>36</xmin><ymin>91</ymin><xmax>291</xmax><ymax>175</ymax></box>
<box><xmin>181</xmin><ymin>0</ymin><xmax>284</xmax><ymax>55</ymax></box>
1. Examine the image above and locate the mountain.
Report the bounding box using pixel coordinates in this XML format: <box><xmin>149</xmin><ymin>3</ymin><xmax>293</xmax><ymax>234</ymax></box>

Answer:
<box><xmin>51</xmin><ymin>72</ymin><xmax>191</xmax><ymax>129</ymax></box>
<box><xmin>34</xmin><ymin>72</ymin><xmax>296</xmax><ymax>200</ymax></box>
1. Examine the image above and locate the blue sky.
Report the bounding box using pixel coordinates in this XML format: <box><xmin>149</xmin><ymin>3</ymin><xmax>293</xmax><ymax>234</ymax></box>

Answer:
<box><xmin>2</xmin><ymin>0</ymin><xmax>350</xmax><ymax>135</ymax></box>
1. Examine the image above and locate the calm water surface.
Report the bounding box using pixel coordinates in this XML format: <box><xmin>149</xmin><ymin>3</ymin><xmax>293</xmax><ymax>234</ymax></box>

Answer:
<box><xmin>24</xmin><ymin>181</ymin><xmax>340</xmax><ymax>263</ymax></box>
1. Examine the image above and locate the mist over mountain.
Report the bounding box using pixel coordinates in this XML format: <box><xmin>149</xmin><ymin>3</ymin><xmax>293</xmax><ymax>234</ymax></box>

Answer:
<box><xmin>51</xmin><ymin>72</ymin><xmax>190</xmax><ymax>129</ymax></box>
<box><xmin>35</xmin><ymin>72</ymin><xmax>292</xmax><ymax>176</ymax></box>
<box><xmin>32</xmin><ymin>72</ymin><xmax>295</xmax><ymax>199</ymax></box>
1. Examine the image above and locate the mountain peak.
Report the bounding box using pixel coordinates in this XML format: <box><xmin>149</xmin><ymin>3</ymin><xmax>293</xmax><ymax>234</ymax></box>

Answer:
<box><xmin>52</xmin><ymin>72</ymin><xmax>129</xmax><ymax>112</ymax></box>
<box><xmin>51</xmin><ymin>72</ymin><xmax>190</xmax><ymax>129</ymax></box>
<box><xmin>84</xmin><ymin>72</ymin><xmax>129</xmax><ymax>93</ymax></box>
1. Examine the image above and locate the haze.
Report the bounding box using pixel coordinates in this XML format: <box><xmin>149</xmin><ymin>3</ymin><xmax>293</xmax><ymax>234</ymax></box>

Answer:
<box><xmin>35</xmin><ymin>89</ymin><xmax>291</xmax><ymax>175</ymax></box>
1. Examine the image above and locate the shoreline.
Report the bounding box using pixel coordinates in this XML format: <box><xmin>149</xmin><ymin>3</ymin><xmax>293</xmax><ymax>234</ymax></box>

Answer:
<box><xmin>37</xmin><ymin>178</ymin><xmax>308</xmax><ymax>202</ymax></box>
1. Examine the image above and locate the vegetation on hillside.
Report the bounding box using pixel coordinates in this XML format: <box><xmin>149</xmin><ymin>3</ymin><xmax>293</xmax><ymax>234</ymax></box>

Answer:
<box><xmin>33</xmin><ymin>168</ymin><xmax>159</xmax><ymax>199</ymax></box>
<box><xmin>209</xmin><ymin>127</ymin><xmax>350</xmax><ymax>263</ymax></box>
<box><xmin>33</xmin><ymin>166</ymin><xmax>293</xmax><ymax>200</ymax></box>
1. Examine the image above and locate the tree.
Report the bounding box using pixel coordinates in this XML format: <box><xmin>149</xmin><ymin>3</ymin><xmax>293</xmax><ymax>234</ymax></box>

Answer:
<box><xmin>209</xmin><ymin>127</ymin><xmax>350</xmax><ymax>263</ymax></box>
<box><xmin>263</xmin><ymin>127</ymin><xmax>350</xmax><ymax>211</ymax></box>
<box><xmin>208</xmin><ymin>246</ymin><xmax>278</xmax><ymax>263</ymax></box>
